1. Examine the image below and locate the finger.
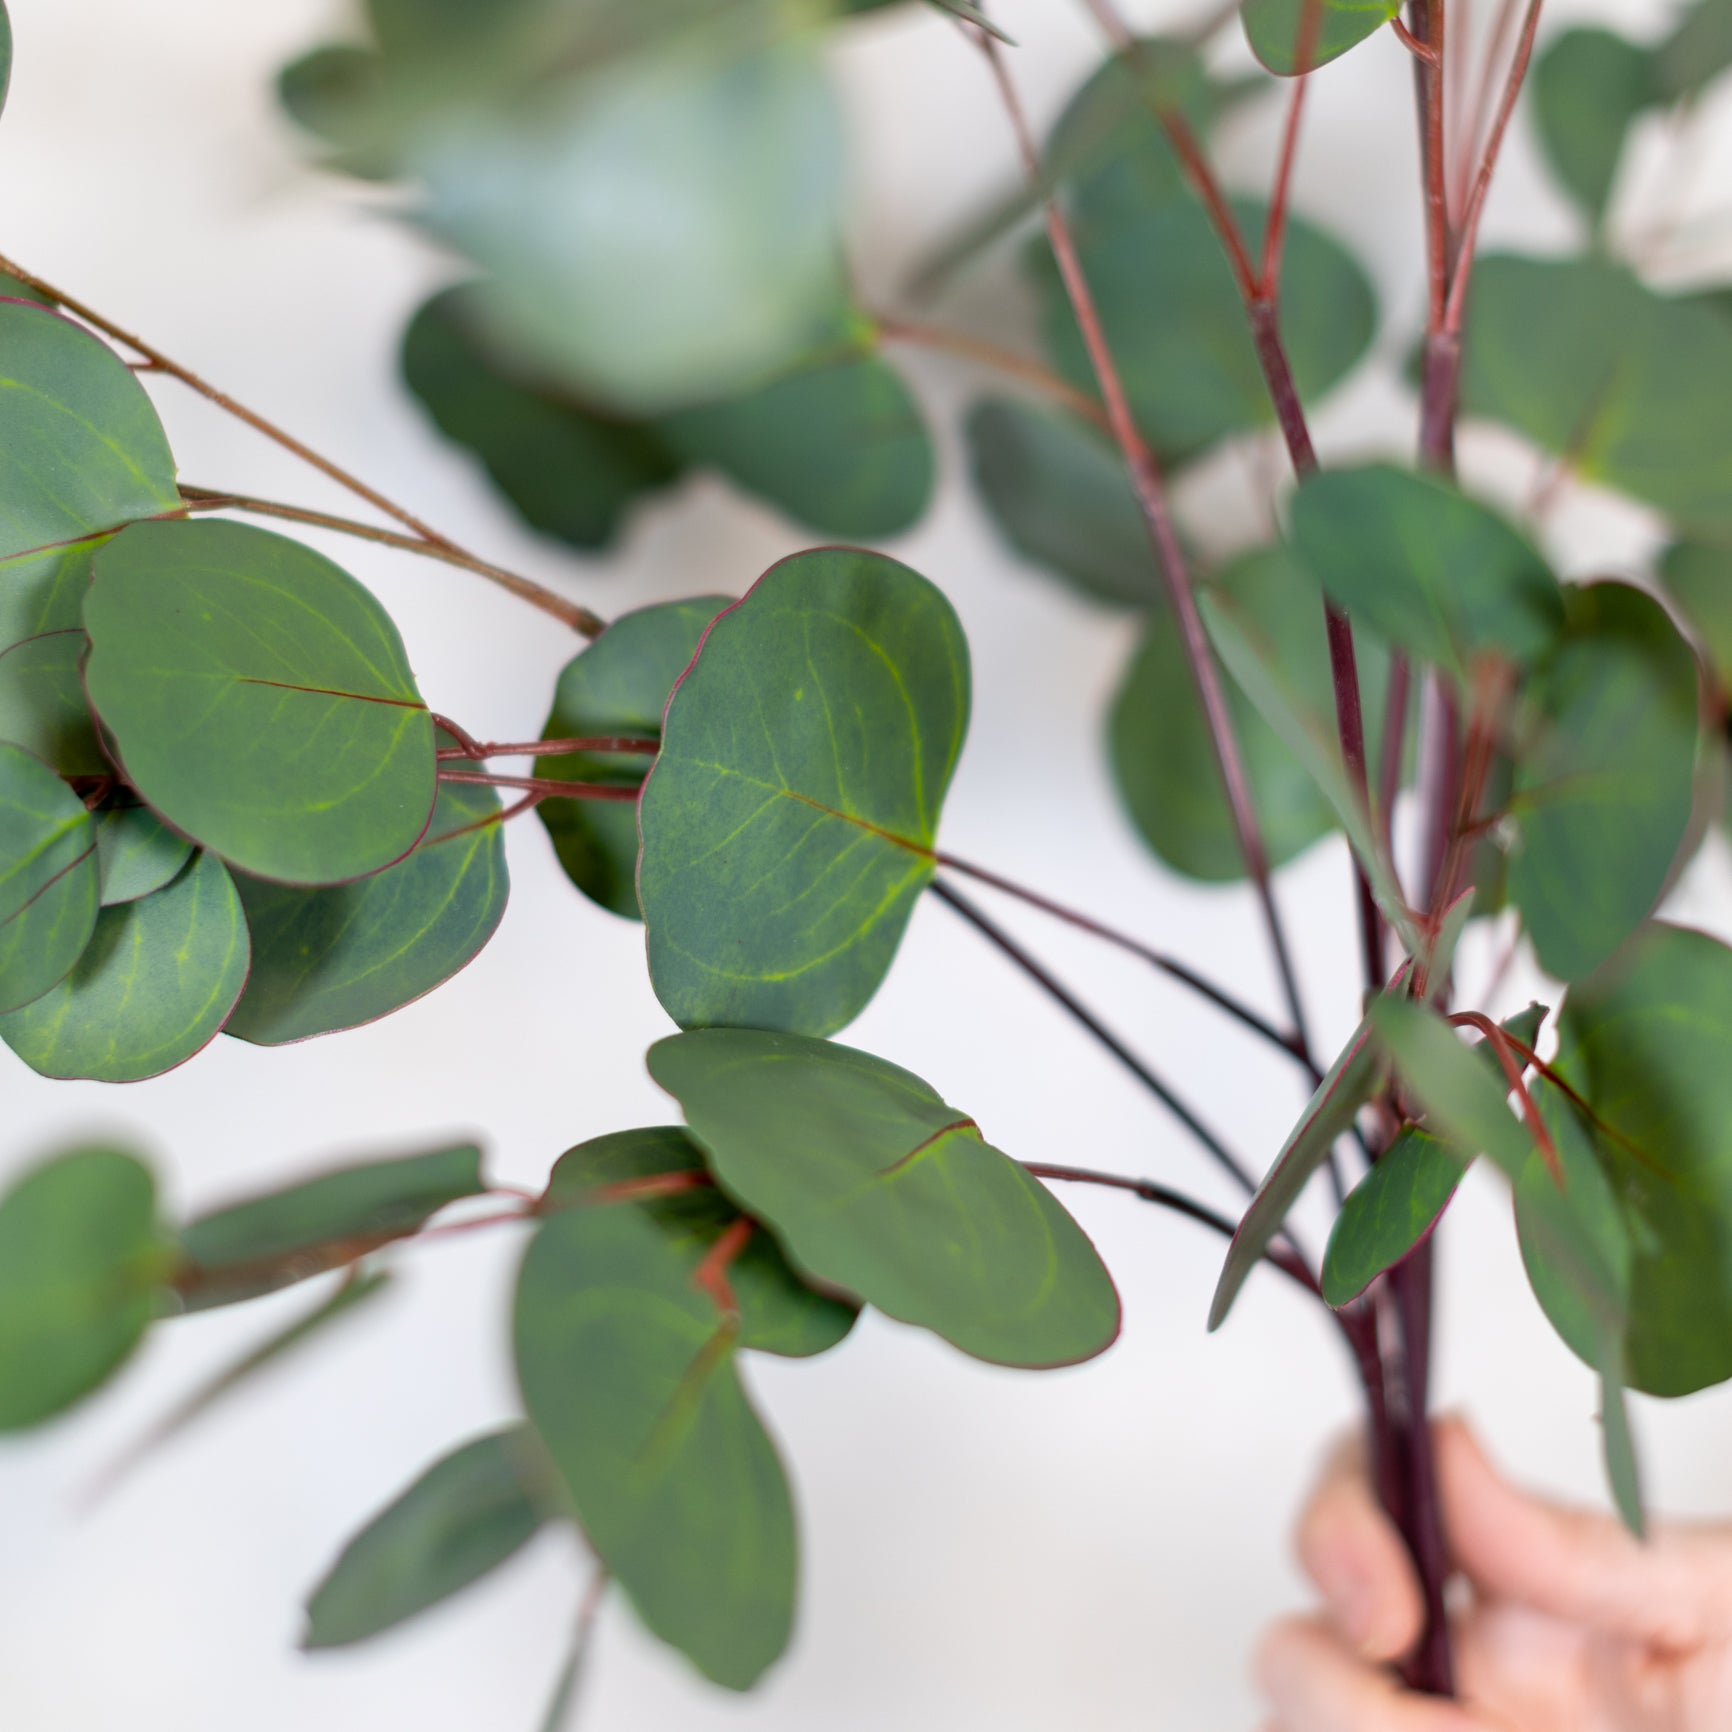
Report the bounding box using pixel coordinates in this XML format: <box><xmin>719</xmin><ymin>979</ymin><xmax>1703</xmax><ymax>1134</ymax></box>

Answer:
<box><xmin>1437</xmin><ymin>1417</ymin><xmax>1732</xmax><ymax>1648</ymax></box>
<box><xmin>1296</xmin><ymin>1434</ymin><xmax>1426</xmax><ymax>1661</ymax></box>
<box><xmin>1256</xmin><ymin>1616</ymin><xmax>1487</xmax><ymax>1732</ymax></box>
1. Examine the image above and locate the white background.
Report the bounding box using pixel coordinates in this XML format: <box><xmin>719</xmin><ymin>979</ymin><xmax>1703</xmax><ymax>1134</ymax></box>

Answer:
<box><xmin>3</xmin><ymin>0</ymin><xmax>1732</xmax><ymax>1726</ymax></box>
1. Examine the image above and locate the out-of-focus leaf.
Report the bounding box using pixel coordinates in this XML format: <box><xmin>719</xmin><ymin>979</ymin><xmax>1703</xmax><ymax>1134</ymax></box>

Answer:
<box><xmin>649</xmin><ymin>1028</ymin><xmax>1121</xmax><ymax>1368</ymax></box>
<box><xmin>0</xmin><ymin>1147</ymin><xmax>172</xmax><ymax>1431</ymax></box>
<box><xmin>1653</xmin><ymin>0</ymin><xmax>1732</xmax><ymax>99</ymax></box>
<box><xmin>305</xmin><ymin>1422</ymin><xmax>555</xmax><ymax>1648</ymax></box>
<box><xmin>1242</xmin><ymin>0</ymin><xmax>1399</xmax><ymax>75</ymax></box>
<box><xmin>178</xmin><ymin>1143</ymin><xmax>487</xmax><ymax>1309</ymax></box>
<box><xmin>514</xmin><ymin>1196</ymin><xmax>796</xmax><ymax>1690</ymax></box>
<box><xmin>1507</xmin><ymin>583</ymin><xmax>1699</xmax><ymax>983</ymax></box>
<box><xmin>966</xmin><ymin>397</ymin><xmax>1156</xmax><ymax>608</ymax></box>
<box><xmin>225</xmin><ymin>732</ymin><xmax>507</xmax><ymax>1044</ymax></box>
<box><xmin>638</xmin><ymin>549</ymin><xmax>968</xmax><ymax>1036</ymax></box>
<box><xmin>1036</xmin><ymin>197</ymin><xmax>1376</xmax><ymax>461</ymax></box>
<box><xmin>83</xmin><ymin>520</ymin><xmax>436</xmax><ymax>886</ymax></box>
<box><xmin>536</xmin><ymin>596</ymin><xmax>730</xmax><ymax>920</ymax></box>
<box><xmin>0</xmin><ymin>850</ymin><xmax>248</xmax><ymax>1082</ymax></box>
<box><xmin>401</xmin><ymin>287</ymin><xmax>683</xmax><ymax>552</ymax></box>
<box><xmin>417</xmin><ymin>30</ymin><xmax>850</xmax><ymax>415</ymax></box>
<box><xmin>1289</xmin><ymin>464</ymin><xmax>1562</xmax><ymax>679</ymax></box>
<box><xmin>540</xmin><ymin>1125</ymin><xmax>857</xmax><ymax>1358</ymax></box>
<box><xmin>1114</xmin><ymin>546</ymin><xmax>1401</xmax><ymax>882</ymax></box>
<box><xmin>1457</xmin><ymin>255</ymin><xmax>1732</xmax><ymax>538</ymax></box>
<box><xmin>0</xmin><ymin>741</ymin><xmax>98</xmax><ymax>1014</ymax></box>
<box><xmin>659</xmin><ymin>344</ymin><xmax>934</xmax><ymax>539</ymax></box>
<box><xmin>1660</xmin><ymin>538</ymin><xmax>1732</xmax><ymax>687</ymax></box>
<box><xmin>1532</xmin><ymin>29</ymin><xmax>1656</xmax><ymax>224</ymax></box>
<box><xmin>278</xmin><ymin>44</ymin><xmax>392</xmax><ymax>176</ymax></box>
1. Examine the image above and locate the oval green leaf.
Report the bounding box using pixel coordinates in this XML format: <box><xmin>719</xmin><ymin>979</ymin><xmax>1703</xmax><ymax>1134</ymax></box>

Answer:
<box><xmin>0</xmin><ymin>1147</ymin><xmax>172</xmax><ymax>1431</ymax></box>
<box><xmin>539</xmin><ymin>1125</ymin><xmax>857</xmax><ymax>1359</ymax></box>
<box><xmin>0</xmin><ymin>740</ymin><xmax>98</xmax><ymax>1013</ymax></box>
<box><xmin>83</xmin><ymin>519</ymin><xmax>437</xmax><ymax>885</ymax></box>
<box><xmin>0</xmin><ymin>298</ymin><xmax>179</xmax><ymax>654</ymax></box>
<box><xmin>1507</xmin><ymin>583</ymin><xmax>1700</xmax><ymax>984</ymax></box>
<box><xmin>1661</xmin><ymin>538</ymin><xmax>1732</xmax><ymax>689</ymax></box>
<box><xmin>536</xmin><ymin>596</ymin><xmax>731</xmax><ymax>920</ymax></box>
<box><xmin>1113</xmin><ymin>546</ymin><xmax>1402</xmax><ymax>881</ymax></box>
<box><xmin>402</xmin><ymin>287</ymin><xmax>683</xmax><ymax>552</ymax></box>
<box><xmin>92</xmin><ymin>800</ymin><xmax>193</xmax><ymax>906</ymax></box>
<box><xmin>1242</xmin><ymin>0</ymin><xmax>1398</xmax><ymax>75</ymax></box>
<box><xmin>514</xmin><ymin>1199</ymin><xmax>797</xmax><ymax>1690</ymax></box>
<box><xmin>1532</xmin><ymin>29</ymin><xmax>1656</xmax><ymax>224</ymax></box>
<box><xmin>966</xmin><ymin>397</ymin><xmax>1158</xmax><ymax>608</ymax></box>
<box><xmin>0</xmin><ymin>629</ymin><xmax>104</xmax><ymax>774</ymax></box>
<box><xmin>659</xmin><ymin>344</ymin><xmax>934</xmax><ymax>540</ymax></box>
<box><xmin>179</xmin><ymin>1142</ymin><xmax>487</xmax><ymax>1309</ymax></box>
<box><xmin>305</xmin><ymin>1426</ymin><xmax>555</xmax><ymax>1648</ymax></box>
<box><xmin>648</xmin><ymin>1028</ymin><xmax>1121</xmax><ymax>1368</ymax></box>
<box><xmin>0</xmin><ymin>849</ymin><xmax>249</xmax><ymax>1081</ymax></box>
<box><xmin>1288</xmin><ymin>464</ymin><xmax>1563</xmax><ymax>679</ymax></box>
<box><xmin>1321</xmin><ymin>1129</ymin><xmax>1464</xmax><ymax>1308</ymax></box>
<box><xmin>638</xmin><ymin>548</ymin><xmax>970</xmax><ymax>1036</ymax></box>
<box><xmin>224</xmin><ymin>737</ymin><xmax>508</xmax><ymax>1044</ymax></box>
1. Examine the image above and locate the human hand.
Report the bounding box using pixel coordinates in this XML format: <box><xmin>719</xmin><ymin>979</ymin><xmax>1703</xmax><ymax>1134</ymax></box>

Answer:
<box><xmin>1257</xmin><ymin>1418</ymin><xmax>1732</xmax><ymax>1730</ymax></box>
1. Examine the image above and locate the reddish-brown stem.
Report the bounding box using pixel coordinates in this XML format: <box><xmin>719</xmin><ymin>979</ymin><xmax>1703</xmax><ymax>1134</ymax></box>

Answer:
<box><xmin>973</xmin><ymin>22</ymin><xmax>1315</xmax><ymax>1065</ymax></box>
<box><xmin>930</xmin><ymin>879</ymin><xmax>1268</xmax><ymax>1204</ymax></box>
<box><xmin>566</xmin><ymin>1171</ymin><xmax>716</xmax><ymax>1210</ymax></box>
<box><xmin>875</xmin><ymin>316</ymin><xmax>1112</xmax><ymax>430</ymax></box>
<box><xmin>436</xmin><ymin>770</ymin><xmax>639</xmax><ymax>802</ymax></box>
<box><xmin>932</xmin><ymin>855</ymin><xmax>1318</xmax><ymax>1078</ymax></box>
<box><xmin>1444</xmin><ymin>0</ymin><xmax>1545</xmax><ymax>334</ymax></box>
<box><xmin>691</xmin><ymin>1217</ymin><xmax>754</xmax><ymax>1318</ymax></box>
<box><xmin>1391</xmin><ymin>17</ymin><xmax>1441</xmax><ymax>63</ymax></box>
<box><xmin>1025</xmin><ymin>1164</ymin><xmax>1321</xmax><ymax>1298</ymax></box>
<box><xmin>1417</xmin><ymin>0</ymin><xmax>1451</xmax><ymax>335</ymax></box>
<box><xmin>1259</xmin><ymin>0</ymin><xmax>1326</xmax><ymax>291</ymax></box>
<box><xmin>176</xmin><ymin>486</ymin><xmax>603</xmax><ymax>635</ymax></box>
<box><xmin>436</xmin><ymin>736</ymin><xmax>660</xmax><ymax>761</ymax></box>
<box><xmin>1451</xmin><ymin>0</ymin><xmax>1529</xmax><ymax>223</ymax></box>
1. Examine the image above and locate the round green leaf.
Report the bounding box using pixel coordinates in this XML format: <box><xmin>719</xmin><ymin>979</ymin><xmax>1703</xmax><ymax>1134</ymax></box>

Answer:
<box><xmin>1507</xmin><ymin>583</ymin><xmax>1700</xmax><ymax>984</ymax></box>
<box><xmin>402</xmin><ymin>287</ymin><xmax>683</xmax><ymax>552</ymax></box>
<box><xmin>0</xmin><ymin>848</ymin><xmax>249</xmax><ymax>1081</ymax></box>
<box><xmin>92</xmin><ymin>800</ymin><xmax>193</xmax><ymax>906</ymax></box>
<box><xmin>0</xmin><ymin>1147</ymin><xmax>171</xmax><ymax>1431</ymax></box>
<box><xmin>0</xmin><ymin>2</ymin><xmax>11</xmax><ymax>122</ymax></box>
<box><xmin>304</xmin><ymin>1427</ymin><xmax>554</xmax><ymax>1648</ymax></box>
<box><xmin>638</xmin><ymin>549</ymin><xmax>970</xmax><ymax>1036</ymax></box>
<box><xmin>418</xmin><ymin>35</ymin><xmax>849</xmax><ymax>414</ymax></box>
<box><xmin>1458</xmin><ymin>256</ymin><xmax>1732</xmax><ymax>538</ymax></box>
<box><xmin>966</xmin><ymin>397</ymin><xmax>1158</xmax><ymax>608</ymax></box>
<box><xmin>1241</xmin><ymin>0</ymin><xmax>1398</xmax><ymax>75</ymax></box>
<box><xmin>1654</xmin><ymin>0</ymin><xmax>1732</xmax><ymax>99</ymax></box>
<box><xmin>1660</xmin><ymin>539</ymin><xmax>1732</xmax><ymax>689</ymax></box>
<box><xmin>514</xmin><ymin>1199</ymin><xmax>797</xmax><ymax>1690</ymax></box>
<box><xmin>83</xmin><ymin>519</ymin><xmax>437</xmax><ymax>886</ymax></box>
<box><xmin>0</xmin><ymin>298</ymin><xmax>179</xmax><ymax>654</ymax></box>
<box><xmin>659</xmin><ymin>345</ymin><xmax>934</xmax><ymax>539</ymax></box>
<box><xmin>224</xmin><ymin>738</ymin><xmax>508</xmax><ymax>1044</ymax></box>
<box><xmin>0</xmin><ymin>740</ymin><xmax>98</xmax><ymax>1013</ymax></box>
<box><xmin>1110</xmin><ymin>546</ymin><xmax>1401</xmax><ymax>882</ymax></box>
<box><xmin>1321</xmin><ymin>1129</ymin><xmax>1465</xmax><ymax>1308</ymax></box>
<box><xmin>540</xmin><ymin>1126</ymin><xmax>857</xmax><ymax>1359</ymax></box>
<box><xmin>1533</xmin><ymin>29</ymin><xmax>1656</xmax><ymax>224</ymax></box>
<box><xmin>1289</xmin><ymin>464</ymin><xmax>1563</xmax><ymax>678</ymax></box>
<box><xmin>0</xmin><ymin>629</ymin><xmax>103</xmax><ymax>775</ymax></box>
<box><xmin>1514</xmin><ymin>925</ymin><xmax>1732</xmax><ymax>1394</ymax></box>
<box><xmin>536</xmin><ymin>595</ymin><xmax>731</xmax><ymax>920</ymax></box>
<box><xmin>648</xmin><ymin>1028</ymin><xmax>1122</xmax><ymax>1369</ymax></box>
<box><xmin>1036</xmin><ymin>197</ymin><xmax>1375</xmax><ymax>460</ymax></box>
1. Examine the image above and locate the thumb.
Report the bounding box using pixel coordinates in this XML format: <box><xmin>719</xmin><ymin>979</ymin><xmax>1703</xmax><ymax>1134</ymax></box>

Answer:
<box><xmin>1438</xmin><ymin>1417</ymin><xmax>1732</xmax><ymax>1649</ymax></box>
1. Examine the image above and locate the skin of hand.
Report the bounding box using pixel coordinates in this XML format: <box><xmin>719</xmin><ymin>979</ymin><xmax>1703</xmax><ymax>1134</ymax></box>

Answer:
<box><xmin>1255</xmin><ymin>1417</ymin><xmax>1732</xmax><ymax>1731</ymax></box>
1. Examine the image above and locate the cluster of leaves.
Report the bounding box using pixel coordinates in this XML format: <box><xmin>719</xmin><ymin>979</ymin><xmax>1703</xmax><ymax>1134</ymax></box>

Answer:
<box><xmin>15</xmin><ymin>0</ymin><xmax>1732</xmax><ymax>1713</ymax></box>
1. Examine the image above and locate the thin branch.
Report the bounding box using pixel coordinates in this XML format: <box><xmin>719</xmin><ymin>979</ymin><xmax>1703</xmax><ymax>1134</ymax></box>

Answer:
<box><xmin>1390</xmin><ymin>17</ymin><xmax>1441</xmax><ymax>63</ymax></box>
<box><xmin>1025</xmin><ymin>1163</ymin><xmax>1321</xmax><ymax>1297</ymax></box>
<box><xmin>970</xmin><ymin>19</ymin><xmax>1315</xmax><ymax>1065</ymax></box>
<box><xmin>933</xmin><ymin>852</ymin><xmax>1320</xmax><ymax>1079</ymax></box>
<box><xmin>436</xmin><ymin>770</ymin><xmax>639</xmax><ymax>802</ymax></box>
<box><xmin>1451</xmin><ymin>0</ymin><xmax>1526</xmax><ymax>219</ymax></box>
<box><xmin>1259</xmin><ymin>0</ymin><xmax>1327</xmax><ymax>291</ymax></box>
<box><xmin>1443</xmin><ymin>0</ymin><xmax>1545</xmax><ymax>333</ymax></box>
<box><xmin>177</xmin><ymin>486</ymin><xmax>602</xmax><ymax>635</ymax></box>
<box><xmin>875</xmin><ymin>316</ymin><xmax>1112</xmax><ymax>430</ymax></box>
<box><xmin>930</xmin><ymin>878</ymin><xmax>1264</xmax><ymax>1201</ymax></box>
<box><xmin>437</xmin><ymin>736</ymin><xmax>660</xmax><ymax>761</ymax></box>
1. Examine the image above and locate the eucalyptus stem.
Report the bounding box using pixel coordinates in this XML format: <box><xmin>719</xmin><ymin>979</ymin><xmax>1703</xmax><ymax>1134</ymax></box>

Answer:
<box><xmin>969</xmin><ymin>19</ymin><xmax>1316</xmax><ymax>1073</ymax></box>
<box><xmin>874</xmin><ymin>316</ymin><xmax>1112</xmax><ymax>430</ymax></box>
